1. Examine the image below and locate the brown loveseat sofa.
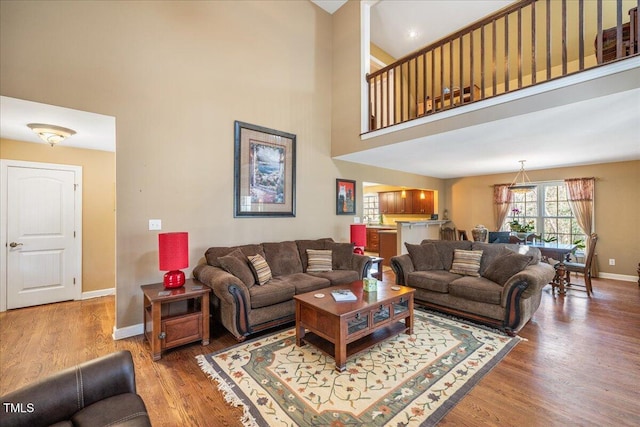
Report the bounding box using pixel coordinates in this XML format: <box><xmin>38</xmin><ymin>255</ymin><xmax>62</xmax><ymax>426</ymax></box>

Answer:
<box><xmin>0</xmin><ymin>350</ymin><xmax>151</xmax><ymax>427</ymax></box>
<box><xmin>193</xmin><ymin>238</ymin><xmax>371</xmax><ymax>341</ymax></box>
<box><xmin>391</xmin><ymin>240</ymin><xmax>555</xmax><ymax>335</ymax></box>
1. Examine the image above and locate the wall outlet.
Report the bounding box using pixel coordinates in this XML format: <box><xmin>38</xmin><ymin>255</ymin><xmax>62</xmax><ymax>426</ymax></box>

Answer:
<box><xmin>609</xmin><ymin>258</ymin><xmax>615</xmax><ymax>266</ymax></box>
<box><xmin>149</xmin><ymin>219</ymin><xmax>162</xmax><ymax>231</ymax></box>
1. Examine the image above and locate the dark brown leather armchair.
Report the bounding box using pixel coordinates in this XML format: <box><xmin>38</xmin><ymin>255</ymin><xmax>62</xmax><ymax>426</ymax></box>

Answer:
<box><xmin>1</xmin><ymin>350</ymin><xmax>151</xmax><ymax>427</ymax></box>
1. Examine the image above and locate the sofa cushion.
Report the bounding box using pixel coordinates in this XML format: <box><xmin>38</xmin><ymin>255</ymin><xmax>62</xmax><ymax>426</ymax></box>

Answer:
<box><xmin>328</xmin><ymin>242</ymin><xmax>355</xmax><ymax>270</ymax></box>
<box><xmin>407</xmin><ymin>270</ymin><xmax>461</xmax><ymax>293</ymax></box>
<box><xmin>71</xmin><ymin>393</ymin><xmax>150</xmax><ymax>427</ymax></box>
<box><xmin>248</xmin><ymin>278</ymin><xmax>296</xmax><ymax>308</ymax></box>
<box><xmin>308</xmin><ymin>269</ymin><xmax>359</xmax><ymax>285</ymax></box>
<box><xmin>296</xmin><ymin>238</ymin><xmax>333</xmax><ymax>270</ymax></box>
<box><xmin>423</xmin><ymin>240</ymin><xmax>473</xmax><ymax>269</ymax></box>
<box><xmin>276</xmin><ymin>273</ymin><xmax>330</xmax><ymax>294</ymax></box>
<box><xmin>248</xmin><ymin>254</ymin><xmax>272</xmax><ymax>285</ymax></box>
<box><xmin>218</xmin><ymin>249</ymin><xmax>256</xmax><ymax>288</ymax></box>
<box><xmin>505</xmin><ymin>244</ymin><xmax>541</xmax><ymax>265</ymax></box>
<box><xmin>449</xmin><ymin>249</ymin><xmax>483</xmax><ymax>277</ymax></box>
<box><xmin>205</xmin><ymin>244</ymin><xmax>265</xmax><ymax>267</ymax></box>
<box><xmin>406</xmin><ymin>242</ymin><xmax>444</xmax><ymax>271</ymax></box>
<box><xmin>263</xmin><ymin>241</ymin><xmax>303</xmax><ymax>276</ymax></box>
<box><xmin>483</xmin><ymin>249</ymin><xmax>533</xmax><ymax>286</ymax></box>
<box><xmin>306</xmin><ymin>249</ymin><xmax>333</xmax><ymax>272</ymax></box>
<box><xmin>449</xmin><ymin>276</ymin><xmax>503</xmax><ymax>305</ymax></box>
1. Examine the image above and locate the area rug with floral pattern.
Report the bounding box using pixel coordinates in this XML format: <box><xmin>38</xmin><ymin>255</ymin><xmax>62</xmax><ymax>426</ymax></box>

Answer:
<box><xmin>197</xmin><ymin>309</ymin><xmax>520</xmax><ymax>427</ymax></box>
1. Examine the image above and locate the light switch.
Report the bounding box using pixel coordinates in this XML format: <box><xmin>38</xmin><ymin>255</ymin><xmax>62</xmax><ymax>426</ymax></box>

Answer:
<box><xmin>149</xmin><ymin>219</ymin><xmax>162</xmax><ymax>231</ymax></box>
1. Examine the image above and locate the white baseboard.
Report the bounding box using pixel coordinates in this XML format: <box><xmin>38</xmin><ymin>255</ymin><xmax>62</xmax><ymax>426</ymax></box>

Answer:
<box><xmin>81</xmin><ymin>288</ymin><xmax>115</xmax><ymax>300</ymax></box>
<box><xmin>112</xmin><ymin>323</ymin><xmax>143</xmax><ymax>340</ymax></box>
<box><xmin>597</xmin><ymin>272</ymin><xmax>637</xmax><ymax>283</ymax></box>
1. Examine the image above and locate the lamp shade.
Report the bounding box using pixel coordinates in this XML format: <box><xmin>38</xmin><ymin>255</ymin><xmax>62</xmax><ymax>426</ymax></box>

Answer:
<box><xmin>350</xmin><ymin>224</ymin><xmax>367</xmax><ymax>250</ymax></box>
<box><xmin>159</xmin><ymin>232</ymin><xmax>188</xmax><ymax>288</ymax></box>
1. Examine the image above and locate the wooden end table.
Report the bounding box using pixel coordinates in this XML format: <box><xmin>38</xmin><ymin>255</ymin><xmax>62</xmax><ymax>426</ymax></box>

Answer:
<box><xmin>294</xmin><ymin>281</ymin><xmax>414</xmax><ymax>372</ymax></box>
<box><xmin>369</xmin><ymin>256</ymin><xmax>384</xmax><ymax>280</ymax></box>
<box><xmin>141</xmin><ymin>279</ymin><xmax>210</xmax><ymax>361</ymax></box>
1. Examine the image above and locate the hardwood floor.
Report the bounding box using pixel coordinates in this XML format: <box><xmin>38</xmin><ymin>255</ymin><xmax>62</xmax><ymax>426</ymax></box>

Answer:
<box><xmin>1</xmin><ymin>273</ymin><xmax>639</xmax><ymax>426</ymax></box>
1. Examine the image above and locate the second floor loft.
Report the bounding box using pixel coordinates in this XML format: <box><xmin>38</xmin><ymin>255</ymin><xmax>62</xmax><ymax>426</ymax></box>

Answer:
<box><xmin>366</xmin><ymin>0</ymin><xmax>639</xmax><ymax>132</ymax></box>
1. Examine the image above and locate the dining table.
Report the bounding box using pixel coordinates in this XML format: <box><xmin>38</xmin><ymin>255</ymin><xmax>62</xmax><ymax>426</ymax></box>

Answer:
<box><xmin>526</xmin><ymin>242</ymin><xmax>577</xmax><ymax>295</ymax></box>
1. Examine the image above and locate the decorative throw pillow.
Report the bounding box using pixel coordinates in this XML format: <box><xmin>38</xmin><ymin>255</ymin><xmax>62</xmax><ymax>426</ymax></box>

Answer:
<box><xmin>218</xmin><ymin>249</ymin><xmax>256</xmax><ymax>288</ymax></box>
<box><xmin>449</xmin><ymin>249</ymin><xmax>483</xmax><ymax>277</ymax></box>
<box><xmin>248</xmin><ymin>254</ymin><xmax>272</xmax><ymax>285</ymax></box>
<box><xmin>405</xmin><ymin>243</ymin><xmax>444</xmax><ymax>270</ymax></box>
<box><xmin>328</xmin><ymin>242</ymin><xmax>354</xmax><ymax>270</ymax></box>
<box><xmin>483</xmin><ymin>250</ymin><xmax>533</xmax><ymax>286</ymax></box>
<box><xmin>306</xmin><ymin>249</ymin><xmax>333</xmax><ymax>272</ymax></box>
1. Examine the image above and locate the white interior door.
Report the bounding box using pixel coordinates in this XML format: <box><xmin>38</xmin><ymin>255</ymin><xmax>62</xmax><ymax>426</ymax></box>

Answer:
<box><xmin>1</xmin><ymin>161</ymin><xmax>82</xmax><ymax>310</ymax></box>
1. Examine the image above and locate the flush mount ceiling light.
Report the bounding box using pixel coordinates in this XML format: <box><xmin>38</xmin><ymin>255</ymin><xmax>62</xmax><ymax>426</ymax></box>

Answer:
<box><xmin>27</xmin><ymin>123</ymin><xmax>76</xmax><ymax>147</ymax></box>
<box><xmin>509</xmin><ymin>160</ymin><xmax>536</xmax><ymax>194</ymax></box>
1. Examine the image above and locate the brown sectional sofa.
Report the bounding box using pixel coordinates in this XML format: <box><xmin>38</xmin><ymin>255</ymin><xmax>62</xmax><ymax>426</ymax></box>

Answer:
<box><xmin>193</xmin><ymin>238</ymin><xmax>371</xmax><ymax>341</ymax></box>
<box><xmin>390</xmin><ymin>240</ymin><xmax>555</xmax><ymax>335</ymax></box>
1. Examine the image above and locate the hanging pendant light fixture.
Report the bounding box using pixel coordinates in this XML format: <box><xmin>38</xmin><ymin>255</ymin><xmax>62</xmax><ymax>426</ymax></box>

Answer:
<box><xmin>509</xmin><ymin>160</ymin><xmax>536</xmax><ymax>194</ymax></box>
<box><xmin>27</xmin><ymin>123</ymin><xmax>76</xmax><ymax>147</ymax></box>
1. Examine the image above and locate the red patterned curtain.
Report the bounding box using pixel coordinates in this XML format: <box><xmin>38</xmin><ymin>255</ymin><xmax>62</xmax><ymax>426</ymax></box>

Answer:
<box><xmin>565</xmin><ymin>178</ymin><xmax>594</xmax><ymax>236</ymax></box>
<box><xmin>493</xmin><ymin>184</ymin><xmax>513</xmax><ymax>231</ymax></box>
<box><xmin>565</xmin><ymin>177</ymin><xmax>596</xmax><ymax>274</ymax></box>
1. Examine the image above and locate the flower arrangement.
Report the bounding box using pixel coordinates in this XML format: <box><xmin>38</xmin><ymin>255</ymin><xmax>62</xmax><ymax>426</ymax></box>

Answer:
<box><xmin>508</xmin><ymin>207</ymin><xmax>535</xmax><ymax>232</ymax></box>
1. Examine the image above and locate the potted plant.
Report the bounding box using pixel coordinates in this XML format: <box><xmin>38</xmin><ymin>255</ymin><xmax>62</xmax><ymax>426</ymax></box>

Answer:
<box><xmin>508</xmin><ymin>208</ymin><xmax>535</xmax><ymax>233</ymax></box>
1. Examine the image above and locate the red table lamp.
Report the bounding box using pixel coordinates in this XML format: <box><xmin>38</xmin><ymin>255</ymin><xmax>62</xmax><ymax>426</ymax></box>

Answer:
<box><xmin>159</xmin><ymin>232</ymin><xmax>189</xmax><ymax>289</ymax></box>
<box><xmin>350</xmin><ymin>224</ymin><xmax>367</xmax><ymax>255</ymax></box>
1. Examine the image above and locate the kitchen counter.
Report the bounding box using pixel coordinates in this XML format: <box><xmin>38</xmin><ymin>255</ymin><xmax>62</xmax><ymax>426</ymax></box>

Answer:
<box><xmin>395</xmin><ymin>220</ymin><xmax>449</xmax><ymax>226</ymax></box>
<box><xmin>395</xmin><ymin>220</ymin><xmax>451</xmax><ymax>255</ymax></box>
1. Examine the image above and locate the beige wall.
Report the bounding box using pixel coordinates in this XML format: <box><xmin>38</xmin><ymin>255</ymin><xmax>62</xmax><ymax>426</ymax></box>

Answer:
<box><xmin>0</xmin><ymin>138</ymin><xmax>116</xmax><ymax>293</ymax></box>
<box><xmin>0</xmin><ymin>1</ymin><xmax>431</xmax><ymax>328</ymax></box>
<box><xmin>444</xmin><ymin>161</ymin><xmax>640</xmax><ymax>277</ymax></box>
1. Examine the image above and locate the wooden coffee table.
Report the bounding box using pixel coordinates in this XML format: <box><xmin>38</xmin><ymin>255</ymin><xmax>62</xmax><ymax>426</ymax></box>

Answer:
<box><xmin>294</xmin><ymin>280</ymin><xmax>414</xmax><ymax>372</ymax></box>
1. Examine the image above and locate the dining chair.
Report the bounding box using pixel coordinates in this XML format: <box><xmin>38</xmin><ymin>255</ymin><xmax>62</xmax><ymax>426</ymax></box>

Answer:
<box><xmin>561</xmin><ymin>233</ymin><xmax>598</xmax><ymax>296</ymax></box>
<box><xmin>440</xmin><ymin>226</ymin><xmax>457</xmax><ymax>240</ymax></box>
<box><xmin>458</xmin><ymin>229</ymin><xmax>468</xmax><ymax>240</ymax></box>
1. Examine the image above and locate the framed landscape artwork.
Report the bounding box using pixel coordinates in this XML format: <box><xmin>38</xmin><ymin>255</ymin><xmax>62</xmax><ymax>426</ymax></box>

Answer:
<box><xmin>336</xmin><ymin>179</ymin><xmax>356</xmax><ymax>215</ymax></box>
<box><xmin>234</xmin><ymin>121</ymin><xmax>296</xmax><ymax>217</ymax></box>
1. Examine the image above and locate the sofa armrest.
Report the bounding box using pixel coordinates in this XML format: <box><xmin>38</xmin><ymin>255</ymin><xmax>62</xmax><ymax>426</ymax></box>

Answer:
<box><xmin>1</xmin><ymin>350</ymin><xmax>140</xmax><ymax>427</ymax></box>
<box><xmin>193</xmin><ymin>263</ymin><xmax>252</xmax><ymax>340</ymax></box>
<box><xmin>350</xmin><ymin>254</ymin><xmax>371</xmax><ymax>279</ymax></box>
<box><xmin>390</xmin><ymin>254</ymin><xmax>414</xmax><ymax>285</ymax></box>
<box><xmin>499</xmin><ymin>262</ymin><xmax>555</xmax><ymax>333</ymax></box>
<box><xmin>501</xmin><ymin>262</ymin><xmax>555</xmax><ymax>306</ymax></box>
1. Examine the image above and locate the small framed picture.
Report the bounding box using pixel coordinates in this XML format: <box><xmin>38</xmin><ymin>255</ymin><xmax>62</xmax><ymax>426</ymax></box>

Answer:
<box><xmin>336</xmin><ymin>179</ymin><xmax>356</xmax><ymax>215</ymax></box>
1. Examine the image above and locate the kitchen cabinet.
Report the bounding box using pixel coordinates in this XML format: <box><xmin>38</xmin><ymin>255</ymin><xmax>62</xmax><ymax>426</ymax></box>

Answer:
<box><xmin>394</xmin><ymin>191</ymin><xmax>412</xmax><ymax>213</ymax></box>
<box><xmin>378</xmin><ymin>190</ymin><xmax>434</xmax><ymax>215</ymax></box>
<box><xmin>365</xmin><ymin>228</ymin><xmax>380</xmax><ymax>252</ymax></box>
<box><xmin>379</xmin><ymin>192</ymin><xmax>395</xmax><ymax>214</ymax></box>
<box><xmin>410</xmin><ymin>190</ymin><xmax>434</xmax><ymax>215</ymax></box>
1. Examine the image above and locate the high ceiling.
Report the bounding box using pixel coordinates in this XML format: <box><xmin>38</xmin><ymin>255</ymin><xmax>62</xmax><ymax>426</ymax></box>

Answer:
<box><xmin>369</xmin><ymin>0</ymin><xmax>514</xmax><ymax>59</ymax></box>
<box><xmin>2</xmin><ymin>2</ymin><xmax>638</xmax><ymax>178</ymax></box>
<box><xmin>314</xmin><ymin>0</ymin><xmax>640</xmax><ymax>179</ymax></box>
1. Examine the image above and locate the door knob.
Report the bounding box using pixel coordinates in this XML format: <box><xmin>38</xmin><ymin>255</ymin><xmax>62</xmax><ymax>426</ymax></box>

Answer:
<box><xmin>9</xmin><ymin>242</ymin><xmax>23</xmax><ymax>248</ymax></box>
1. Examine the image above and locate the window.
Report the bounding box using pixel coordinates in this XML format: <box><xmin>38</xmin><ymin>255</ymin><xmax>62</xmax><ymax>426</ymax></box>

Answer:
<box><xmin>363</xmin><ymin>194</ymin><xmax>379</xmax><ymax>223</ymax></box>
<box><xmin>503</xmin><ymin>182</ymin><xmax>586</xmax><ymax>249</ymax></box>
